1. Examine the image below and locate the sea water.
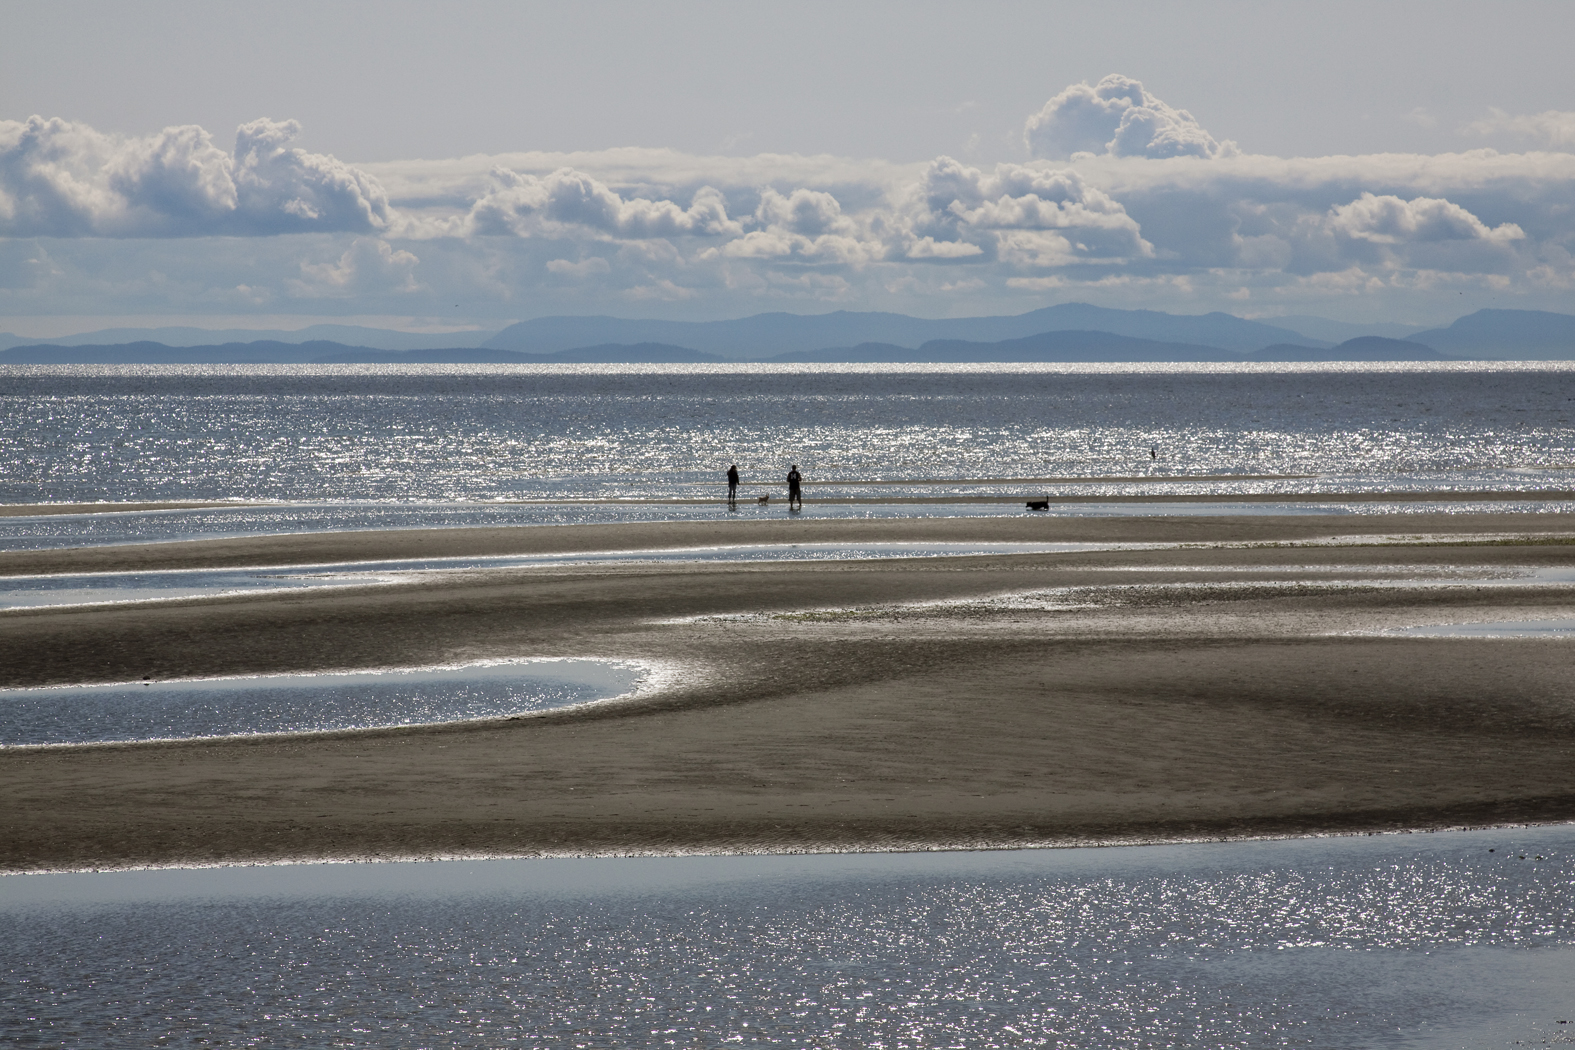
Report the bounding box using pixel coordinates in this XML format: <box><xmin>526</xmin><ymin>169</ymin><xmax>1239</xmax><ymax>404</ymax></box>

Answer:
<box><xmin>2</xmin><ymin>363</ymin><xmax>1571</xmax><ymax>548</ymax></box>
<box><xmin>3</xmin><ymin>826</ymin><xmax>1573</xmax><ymax>1048</ymax></box>
<box><xmin>2</xmin><ymin>363</ymin><xmax>1571</xmax><ymax>507</ymax></box>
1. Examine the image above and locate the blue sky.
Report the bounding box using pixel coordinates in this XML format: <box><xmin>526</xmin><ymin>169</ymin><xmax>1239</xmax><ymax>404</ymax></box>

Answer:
<box><xmin>3</xmin><ymin>0</ymin><xmax>1574</xmax><ymax>335</ymax></box>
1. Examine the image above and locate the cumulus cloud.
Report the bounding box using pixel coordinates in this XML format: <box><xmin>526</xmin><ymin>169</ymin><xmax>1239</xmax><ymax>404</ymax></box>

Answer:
<box><xmin>905</xmin><ymin>236</ymin><xmax>984</xmax><ymax>259</ymax></box>
<box><xmin>906</xmin><ymin>157</ymin><xmax>1151</xmax><ymax>265</ymax></box>
<box><xmin>230</xmin><ymin>119</ymin><xmax>394</xmax><ymax>233</ymax></box>
<box><xmin>712</xmin><ymin>187</ymin><xmax>884</xmax><ymax>265</ymax></box>
<box><xmin>1284</xmin><ymin>191</ymin><xmax>1529</xmax><ymax>277</ymax></box>
<box><xmin>754</xmin><ymin>187</ymin><xmax>849</xmax><ymax>236</ymax></box>
<box><xmin>1024</xmin><ymin>75</ymin><xmax>1234</xmax><ymax>160</ymax></box>
<box><xmin>288</xmin><ymin>237</ymin><xmax>420</xmax><ymax>297</ymax></box>
<box><xmin>1464</xmin><ymin>107</ymin><xmax>1575</xmax><ymax>148</ymax></box>
<box><xmin>0</xmin><ymin>115</ymin><xmax>392</xmax><ymax>237</ymax></box>
<box><xmin>1327</xmin><ymin>192</ymin><xmax>1524</xmax><ymax>245</ymax></box>
<box><xmin>467</xmin><ymin>167</ymin><xmax>742</xmax><ymax>239</ymax></box>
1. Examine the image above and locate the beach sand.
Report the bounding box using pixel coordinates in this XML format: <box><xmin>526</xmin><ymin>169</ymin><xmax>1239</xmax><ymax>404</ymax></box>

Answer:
<box><xmin>2</xmin><ymin>507</ymin><xmax>1574</xmax><ymax>871</ymax></box>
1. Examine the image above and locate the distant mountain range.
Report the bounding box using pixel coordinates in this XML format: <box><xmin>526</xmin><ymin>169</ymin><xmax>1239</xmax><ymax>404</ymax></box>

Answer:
<box><xmin>0</xmin><ymin>332</ymin><xmax>1448</xmax><ymax>364</ymax></box>
<box><xmin>479</xmin><ymin>303</ymin><xmax>1329</xmax><ymax>356</ymax></box>
<box><xmin>1405</xmin><ymin>309</ymin><xmax>1575</xmax><ymax>359</ymax></box>
<box><xmin>0</xmin><ymin>324</ymin><xmax>499</xmax><ymax>353</ymax></box>
<box><xmin>1266</xmin><ymin>315</ymin><xmax>1430</xmax><ymax>344</ymax></box>
<box><xmin>1</xmin><ymin>306</ymin><xmax>1570</xmax><ymax>363</ymax></box>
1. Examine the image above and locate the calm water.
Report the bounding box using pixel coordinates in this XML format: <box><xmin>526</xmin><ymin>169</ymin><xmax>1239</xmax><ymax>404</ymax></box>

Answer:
<box><xmin>2</xmin><ymin>363</ymin><xmax>1572</xmax><ymax>506</ymax></box>
<box><xmin>3</xmin><ymin>826</ymin><xmax>1573</xmax><ymax>1048</ymax></box>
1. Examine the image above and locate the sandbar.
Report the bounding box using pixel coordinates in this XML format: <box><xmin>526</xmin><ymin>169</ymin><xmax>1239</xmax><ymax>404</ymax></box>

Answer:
<box><xmin>2</xmin><ymin>505</ymin><xmax>1573</xmax><ymax>872</ymax></box>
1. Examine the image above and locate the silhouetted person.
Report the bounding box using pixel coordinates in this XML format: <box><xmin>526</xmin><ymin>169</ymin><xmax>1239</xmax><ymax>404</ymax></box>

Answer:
<box><xmin>727</xmin><ymin>463</ymin><xmax>740</xmax><ymax>505</ymax></box>
<box><xmin>1150</xmin><ymin>446</ymin><xmax>1157</xmax><ymax>461</ymax></box>
<box><xmin>786</xmin><ymin>464</ymin><xmax>802</xmax><ymax>509</ymax></box>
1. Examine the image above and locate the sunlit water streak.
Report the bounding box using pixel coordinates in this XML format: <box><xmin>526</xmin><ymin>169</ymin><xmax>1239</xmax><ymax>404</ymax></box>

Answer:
<box><xmin>0</xmin><ymin>658</ymin><xmax>646</xmax><ymax>746</ymax></box>
<box><xmin>0</xmin><ymin>542</ymin><xmax>1160</xmax><ymax>610</ymax></box>
<box><xmin>3</xmin><ymin>825</ymin><xmax>1573</xmax><ymax>1047</ymax></box>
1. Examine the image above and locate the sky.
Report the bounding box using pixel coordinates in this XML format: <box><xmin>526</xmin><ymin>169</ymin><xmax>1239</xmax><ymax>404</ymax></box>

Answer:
<box><xmin>3</xmin><ymin>0</ymin><xmax>1575</xmax><ymax>336</ymax></box>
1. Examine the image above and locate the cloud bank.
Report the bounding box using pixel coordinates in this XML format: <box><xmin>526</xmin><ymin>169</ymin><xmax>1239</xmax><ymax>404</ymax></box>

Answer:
<box><xmin>0</xmin><ymin>116</ymin><xmax>391</xmax><ymax>237</ymax></box>
<box><xmin>5</xmin><ymin>75</ymin><xmax>1575</xmax><ymax>324</ymax></box>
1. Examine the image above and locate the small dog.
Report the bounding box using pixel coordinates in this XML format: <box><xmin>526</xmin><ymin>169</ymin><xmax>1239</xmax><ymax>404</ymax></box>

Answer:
<box><xmin>757</xmin><ymin>493</ymin><xmax>771</xmax><ymax>505</ymax></box>
<box><xmin>1025</xmin><ymin>499</ymin><xmax>1049</xmax><ymax>511</ymax></box>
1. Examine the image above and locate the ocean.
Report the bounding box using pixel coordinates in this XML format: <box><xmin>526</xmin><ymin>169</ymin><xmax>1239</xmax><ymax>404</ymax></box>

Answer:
<box><xmin>1</xmin><ymin>362</ymin><xmax>1572</xmax><ymax>508</ymax></box>
<box><xmin>2</xmin><ymin>362</ymin><xmax>1574</xmax><ymax>1047</ymax></box>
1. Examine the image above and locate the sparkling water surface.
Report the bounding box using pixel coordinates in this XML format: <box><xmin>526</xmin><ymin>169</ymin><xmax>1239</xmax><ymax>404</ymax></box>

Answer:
<box><xmin>3</xmin><ymin>364</ymin><xmax>1571</xmax><ymax>508</ymax></box>
<box><xmin>3</xmin><ymin>825</ymin><xmax>1573</xmax><ymax>1048</ymax></box>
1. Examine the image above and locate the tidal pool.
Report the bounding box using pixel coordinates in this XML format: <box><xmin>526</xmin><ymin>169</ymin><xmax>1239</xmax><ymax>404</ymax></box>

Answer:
<box><xmin>0</xmin><ymin>658</ymin><xmax>647</xmax><ymax>747</ymax></box>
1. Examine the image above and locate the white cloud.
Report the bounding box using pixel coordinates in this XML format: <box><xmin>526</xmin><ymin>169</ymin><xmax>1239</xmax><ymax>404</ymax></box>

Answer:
<box><xmin>714</xmin><ymin>229</ymin><xmax>878</xmax><ymax>265</ymax></box>
<box><xmin>358</xmin><ymin>147</ymin><xmax>921</xmax><ymax>210</ymax></box>
<box><xmin>754</xmin><ymin>187</ymin><xmax>849</xmax><ymax>236</ymax></box>
<box><xmin>906</xmin><ymin>157</ymin><xmax>1152</xmax><ymax>264</ymax></box>
<box><xmin>1024</xmin><ymin>75</ymin><xmax>1234</xmax><ymax>160</ymax></box>
<box><xmin>1327</xmin><ymin>192</ymin><xmax>1524</xmax><ymax>245</ymax></box>
<box><xmin>466</xmin><ymin>167</ymin><xmax>742</xmax><ymax>239</ymax></box>
<box><xmin>231</xmin><ymin>119</ymin><xmax>394</xmax><ymax>234</ymax></box>
<box><xmin>1465</xmin><ymin>108</ymin><xmax>1575</xmax><ymax>148</ymax></box>
<box><xmin>906</xmin><ymin>236</ymin><xmax>984</xmax><ymax>259</ymax></box>
<box><xmin>0</xmin><ymin>116</ymin><xmax>391</xmax><ymax>237</ymax></box>
<box><xmin>710</xmin><ymin>187</ymin><xmax>885</xmax><ymax>266</ymax></box>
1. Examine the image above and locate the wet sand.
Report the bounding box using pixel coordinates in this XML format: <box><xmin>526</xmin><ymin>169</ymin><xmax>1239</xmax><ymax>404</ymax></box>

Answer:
<box><xmin>2</xmin><ymin>507</ymin><xmax>1574</xmax><ymax>871</ymax></box>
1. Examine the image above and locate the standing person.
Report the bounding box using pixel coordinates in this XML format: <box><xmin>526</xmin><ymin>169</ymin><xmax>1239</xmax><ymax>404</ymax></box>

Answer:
<box><xmin>726</xmin><ymin>463</ymin><xmax>740</xmax><ymax>506</ymax></box>
<box><xmin>786</xmin><ymin>464</ymin><xmax>802</xmax><ymax>509</ymax></box>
